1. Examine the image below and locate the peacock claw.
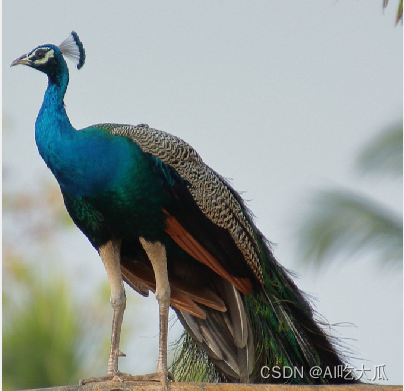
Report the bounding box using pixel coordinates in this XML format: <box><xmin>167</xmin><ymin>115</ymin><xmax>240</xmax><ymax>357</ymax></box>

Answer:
<box><xmin>79</xmin><ymin>371</ymin><xmax>174</xmax><ymax>389</ymax></box>
<box><xmin>168</xmin><ymin>372</ymin><xmax>175</xmax><ymax>381</ymax></box>
<box><xmin>79</xmin><ymin>372</ymin><xmax>128</xmax><ymax>385</ymax></box>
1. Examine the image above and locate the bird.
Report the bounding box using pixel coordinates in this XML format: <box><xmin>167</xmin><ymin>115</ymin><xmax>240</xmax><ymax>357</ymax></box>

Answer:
<box><xmin>12</xmin><ymin>32</ymin><xmax>357</xmax><ymax>389</ymax></box>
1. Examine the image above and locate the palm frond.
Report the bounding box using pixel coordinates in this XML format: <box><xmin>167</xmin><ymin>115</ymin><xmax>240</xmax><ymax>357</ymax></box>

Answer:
<box><xmin>383</xmin><ymin>0</ymin><xmax>403</xmax><ymax>24</ymax></box>
<box><xmin>298</xmin><ymin>190</ymin><xmax>402</xmax><ymax>268</ymax></box>
<box><xmin>357</xmin><ymin>122</ymin><xmax>403</xmax><ymax>179</ymax></box>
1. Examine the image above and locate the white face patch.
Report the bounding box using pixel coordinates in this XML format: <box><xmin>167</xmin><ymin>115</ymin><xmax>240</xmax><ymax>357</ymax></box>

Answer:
<box><xmin>30</xmin><ymin>47</ymin><xmax>55</xmax><ymax>65</ymax></box>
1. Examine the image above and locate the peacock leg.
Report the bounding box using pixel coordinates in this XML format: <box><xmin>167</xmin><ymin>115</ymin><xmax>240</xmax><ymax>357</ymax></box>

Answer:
<box><xmin>100</xmin><ymin>239</ymin><xmax>127</xmax><ymax>376</ymax></box>
<box><xmin>81</xmin><ymin>239</ymin><xmax>129</xmax><ymax>384</ymax></box>
<box><xmin>80</xmin><ymin>238</ymin><xmax>172</xmax><ymax>389</ymax></box>
<box><xmin>139</xmin><ymin>237</ymin><xmax>171</xmax><ymax>390</ymax></box>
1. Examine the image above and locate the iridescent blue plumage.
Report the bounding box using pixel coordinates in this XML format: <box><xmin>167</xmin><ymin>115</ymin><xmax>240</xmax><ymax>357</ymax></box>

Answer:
<box><xmin>12</xmin><ymin>32</ymin><xmax>357</xmax><ymax>388</ymax></box>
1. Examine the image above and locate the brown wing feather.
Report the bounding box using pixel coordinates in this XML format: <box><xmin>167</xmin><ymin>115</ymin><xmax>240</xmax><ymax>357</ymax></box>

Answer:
<box><xmin>120</xmin><ymin>251</ymin><xmax>228</xmax><ymax>319</ymax></box>
<box><xmin>163</xmin><ymin>210</ymin><xmax>253</xmax><ymax>295</ymax></box>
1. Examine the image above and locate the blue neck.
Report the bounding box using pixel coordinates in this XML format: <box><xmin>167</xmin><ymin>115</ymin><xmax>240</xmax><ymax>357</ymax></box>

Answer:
<box><xmin>34</xmin><ymin>66</ymin><xmax>138</xmax><ymax>198</ymax></box>
<box><xmin>44</xmin><ymin>73</ymin><xmax>69</xmax><ymax>110</ymax></box>
<box><xmin>35</xmin><ymin>66</ymin><xmax>79</xmax><ymax>188</ymax></box>
<box><xmin>36</xmin><ymin>66</ymin><xmax>72</xmax><ymax>134</ymax></box>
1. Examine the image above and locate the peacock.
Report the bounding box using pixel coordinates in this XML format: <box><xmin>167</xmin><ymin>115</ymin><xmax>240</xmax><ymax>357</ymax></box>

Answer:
<box><xmin>12</xmin><ymin>32</ymin><xmax>357</xmax><ymax>389</ymax></box>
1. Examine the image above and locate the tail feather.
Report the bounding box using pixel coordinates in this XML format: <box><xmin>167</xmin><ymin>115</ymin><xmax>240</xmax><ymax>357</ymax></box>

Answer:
<box><xmin>242</xmin><ymin>236</ymin><xmax>356</xmax><ymax>383</ymax></box>
<box><xmin>171</xmin><ymin>237</ymin><xmax>357</xmax><ymax>384</ymax></box>
<box><xmin>218</xmin><ymin>283</ymin><xmax>248</xmax><ymax>348</ymax></box>
<box><xmin>174</xmin><ymin>279</ymin><xmax>254</xmax><ymax>382</ymax></box>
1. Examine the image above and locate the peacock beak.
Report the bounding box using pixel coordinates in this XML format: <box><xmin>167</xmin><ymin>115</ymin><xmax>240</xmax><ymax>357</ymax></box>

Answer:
<box><xmin>11</xmin><ymin>53</ymin><xmax>32</xmax><ymax>67</ymax></box>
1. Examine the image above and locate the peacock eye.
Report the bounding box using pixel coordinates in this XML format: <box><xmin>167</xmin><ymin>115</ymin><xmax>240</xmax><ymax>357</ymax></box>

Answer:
<box><xmin>36</xmin><ymin>50</ymin><xmax>46</xmax><ymax>59</ymax></box>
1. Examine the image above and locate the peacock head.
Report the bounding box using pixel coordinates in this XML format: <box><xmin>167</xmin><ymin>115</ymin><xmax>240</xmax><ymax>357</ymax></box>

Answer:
<box><xmin>11</xmin><ymin>31</ymin><xmax>85</xmax><ymax>81</ymax></box>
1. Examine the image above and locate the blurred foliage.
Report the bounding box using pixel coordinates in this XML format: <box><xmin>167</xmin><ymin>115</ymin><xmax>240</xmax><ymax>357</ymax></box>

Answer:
<box><xmin>3</xmin><ymin>259</ymin><xmax>84</xmax><ymax>389</ymax></box>
<box><xmin>298</xmin><ymin>121</ymin><xmax>403</xmax><ymax>269</ymax></box>
<box><xmin>357</xmin><ymin>122</ymin><xmax>403</xmax><ymax>178</ymax></box>
<box><xmin>383</xmin><ymin>0</ymin><xmax>403</xmax><ymax>24</ymax></box>
<box><xmin>3</xmin><ymin>184</ymin><xmax>73</xmax><ymax>246</ymax></box>
<box><xmin>2</xmin><ymin>181</ymin><xmax>110</xmax><ymax>389</ymax></box>
<box><xmin>298</xmin><ymin>189</ymin><xmax>402</xmax><ymax>268</ymax></box>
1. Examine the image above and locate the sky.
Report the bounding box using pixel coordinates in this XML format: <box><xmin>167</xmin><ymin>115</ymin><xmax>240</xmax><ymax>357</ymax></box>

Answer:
<box><xmin>3</xmin><ymin>0</ymin><xmax>403</xmax><ymax>385</ymax></box>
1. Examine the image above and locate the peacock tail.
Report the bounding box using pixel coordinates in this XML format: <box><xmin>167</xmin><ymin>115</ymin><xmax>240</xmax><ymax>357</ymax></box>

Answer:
<box><xmin>97</xmin><ymin>123</ymin><xmax>356</xmax><ymax>384</ymax></box>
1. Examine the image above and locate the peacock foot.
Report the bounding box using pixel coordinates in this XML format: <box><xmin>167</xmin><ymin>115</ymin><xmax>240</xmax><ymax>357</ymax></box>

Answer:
<box><xmin>80</xmin><ymin>371</ymin><xmax>174</xmax><ymax>390</ymax></box>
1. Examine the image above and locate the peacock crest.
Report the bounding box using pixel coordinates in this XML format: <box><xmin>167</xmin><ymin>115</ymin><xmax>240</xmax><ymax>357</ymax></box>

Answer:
<box><xmin>58</xmin><ymin>31</ymin><xmax>86</xmax><ymax>69</ymax></box>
